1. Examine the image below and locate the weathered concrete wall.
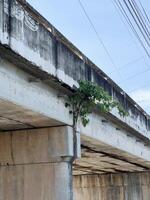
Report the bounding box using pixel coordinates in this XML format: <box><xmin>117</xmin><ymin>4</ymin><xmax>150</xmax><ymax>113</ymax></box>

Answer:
<box><xmin>0</xmin><ymin>0</ymin><xmax>149</xmax><ymax>141</ymax></box>
<box><xmin>0</xmin><ymin>57</ymin><xmax>72</xmax><ymax>128</ymax></box>
<box><xmin>0</xmin><ymin>126</ymin><xmax>75</xmax><ymax>200</ymax></box>
<box><xmin>0</xmin><ymin>57</ymin><xmax>150</xmax><ymax>167</ymax></box>
<box><xmin>0</xmin><ymin>162</ymin><xmax>72</xmax><ymax>200</ymax></box>
<box><xmin>0</xmin><ymin>126</ymin><xmax>75</xmax><ymax>165</ymax></box>
<box><xmin>73</xmin><ymin>172</ymin><xmax>150</xmax><ymax>200</ymax></box>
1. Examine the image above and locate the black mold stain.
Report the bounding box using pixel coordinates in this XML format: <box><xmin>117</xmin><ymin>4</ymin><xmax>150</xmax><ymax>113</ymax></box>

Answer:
<box><xmin>1</xmin><ymin>0</ymin><xmax>150</xmax><ymax>133</ymax></box>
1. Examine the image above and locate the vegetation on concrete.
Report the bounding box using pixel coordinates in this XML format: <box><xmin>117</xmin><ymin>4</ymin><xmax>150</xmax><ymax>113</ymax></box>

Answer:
<box><xmin>65</xmin><ymin>80</ymin><xmax>128</xmax><ymax>128</ymax></box>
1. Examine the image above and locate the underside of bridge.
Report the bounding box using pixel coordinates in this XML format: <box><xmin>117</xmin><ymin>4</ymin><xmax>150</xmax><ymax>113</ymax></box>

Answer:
<box><xmin>0</xmin><ymin>0</ymin><xmax>150</xmax><ymax>199</ymax></box>
<box><xmin>73</xmin><ymin>146</ymin><xmax>148</xmax><ymax>175</ymax></box>
<box><xmin>0</xmin><ymin>99</ymin><xmax>150</xmax><ymax>200</ymax></box>
<box><xmin>0</xmin><ymin>100</ymin><xmax>149</xmax><ymax>175</ymax></box>
<box><xmin>0</xmin><ymin>99</ymin><xmax>62</xmax><ymax>130</ymax></box>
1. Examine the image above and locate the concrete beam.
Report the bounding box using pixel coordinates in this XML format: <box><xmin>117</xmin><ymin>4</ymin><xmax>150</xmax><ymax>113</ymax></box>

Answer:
<box><xmin>0</xmin><ymin>57</ymin><xmax>72</xmax><ymax>126</ymax></box>
<box><xmin>0</xmin><ymin>58</ymin><xmax>149</xmax><ymax>167</ymax></box>
<box><xmin>0</xmin><ymin>0</ymin><xmax>149</xmax><ymax>140</ymax></box>
<box><xmin>78</xmin><ymin>112</ymin><xmax>150</xmax><ymax>167</ymax></box>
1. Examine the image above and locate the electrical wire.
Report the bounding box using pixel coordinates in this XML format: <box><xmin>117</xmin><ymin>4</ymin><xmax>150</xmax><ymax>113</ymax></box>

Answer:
<box><xmin>122</xmin><ymin>0</ymin><xmax>150</xmax><ymax>47</ymax></box>
<box><xmin>132</xmin><ymin>0</ymin><xmax>150</xmax><ymax>30</ymax></box>
<box><xmin>129</xmin><ymin>0</ymin><xmax>150</xmax><ymax>39</ymax></box>
<box><xmin>118</xmin><ymin>67</ymin><xmax>150</xmax><ymax>84</ymax></box>
<box><xmin>113</xmin><ymin>0</ymin><xmax>150</xmax><ymax>57</ymax></box>
<box><xmin>128</xmin><ymin>81</ymin><xmax>150</xmax><ymax>93</ymax></box>
<box><xmin>110</xmin><ymin>0</ymin><xmax>150</xmax><ymax>88</ymax></box>
<box><xmin>77</xmin><ymin>0</ymin><xmax>122</xmax><ymax>78</ymax></box>
<box><xmin>78</xmin><ymin>0</ymin><xmax>150</xmax><ymax>100</ymax></box>
<box><xmin>111</xmin><ymin>0</ymin><xmax>149</xmax><ymax>72</ymax></box>
<box><xmin>137</xmin><ymin>0</ymin><xmax>150</xmax><ymax>27</ymax></box>
<box><xmin>110</xmin><ymin>56</ymin><xmax>144</xmax><ymax>73</ymax></box>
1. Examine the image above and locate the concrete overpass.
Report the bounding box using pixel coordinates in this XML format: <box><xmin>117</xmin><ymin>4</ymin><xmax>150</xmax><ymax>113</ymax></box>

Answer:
<box><xmin>0</xmin><ymin>0</ymin><xmax>150</xmax><ymax>199</ymax></box>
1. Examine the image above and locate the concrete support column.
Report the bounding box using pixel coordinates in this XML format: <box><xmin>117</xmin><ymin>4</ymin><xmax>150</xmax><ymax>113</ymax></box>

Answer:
<box><xmin>0</xmin><ymin>126</ymin><xmax>79</xmax><ymax>200</ymax></box>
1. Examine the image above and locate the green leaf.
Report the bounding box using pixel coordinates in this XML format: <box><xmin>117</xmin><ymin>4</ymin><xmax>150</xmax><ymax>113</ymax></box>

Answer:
<box><xmin>65</xmin><ymin>80</ymin><xmax>128</xmax><ymax>127</ymax></box>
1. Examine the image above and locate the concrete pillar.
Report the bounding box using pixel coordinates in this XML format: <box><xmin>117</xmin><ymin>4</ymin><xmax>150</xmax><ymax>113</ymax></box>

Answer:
<box><xmin>0</xmin><ymin>126</ymin><xmax>78</xmax><ymax>200</ymax></box>
<box><xmin>73</xmin><ymin>172</ymin><xmax>150</xmax><ymax>200</ymax></box>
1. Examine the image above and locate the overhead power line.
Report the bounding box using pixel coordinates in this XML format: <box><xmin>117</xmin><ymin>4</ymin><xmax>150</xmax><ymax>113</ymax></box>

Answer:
<box><xmin>113</xmin><ymin>0</ymin><xmax>150</xmax><ymax>95</ymax></box>
<box><xmin>77</xmin><ymin>0</ymin><xmax>122</xmax><ymax>78</ymax></box>
<box><xmin>118</xmin><ymin>67</ymin><xmax>150</xmax><ymax>84</ymax></box>
<box><xmin>123</xmin><ymin>0</ymin><xmax>150</xmax><ymax>55</ymax></box>
<box><xmin>125</xmin><ymin>0</ymin><xmax>150</xmax><ymax>46</ymax></box>
<box><xmin>128</xmin><ymin>81</ymin><xmax>150</xmax><ymax>94</ymax></box>
<box><xmin>78</xmin><ymin>0</ymin><xmax>150</xmax><ymax>98</ymax></box>
<box><xmin>137</xmin><ymin>0</ymin><xmax>150</xmax><ymax>27</ymax></box>
<box><xmin>110</xmin><ymin>56</ymin><xmax>144</xmax><ymax>73</ymax></box>
<box><xmin>132</xmin><ymin>0</ymin><xmax>150</xmax><ymax>31</ymax></box>
<box><xmin>110</xmin><ymin>0</ymin><xmax>150</xmax><ymax>93</ymax></box>
<box><xmin>113</xmin><ymin>0</ymin><xmax>150</xmax><ymax>58</ymax></box>
<box><xmin>111</xmin><ymin>0</ymin><xmax>149</xmax><ymax>70</ymax></box>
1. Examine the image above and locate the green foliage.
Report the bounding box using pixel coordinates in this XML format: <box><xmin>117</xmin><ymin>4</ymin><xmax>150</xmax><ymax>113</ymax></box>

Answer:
<box><xmin>65</xmin><ymin>80</ymin><xmax>128</xmax><ymax>127</ymax></box>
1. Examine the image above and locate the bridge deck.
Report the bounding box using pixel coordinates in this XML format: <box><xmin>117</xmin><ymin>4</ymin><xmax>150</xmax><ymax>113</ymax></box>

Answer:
<box><xmin>0</xmin><ymin>0</ymin><xmax>150</xmax><ymax>174</ymax></box>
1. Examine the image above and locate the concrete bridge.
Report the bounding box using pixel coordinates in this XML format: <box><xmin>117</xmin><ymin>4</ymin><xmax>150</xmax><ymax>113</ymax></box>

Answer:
<box><xmin>0</xmin><ymin>0</ymin><xmax>150</xmax><ymax>199</ymax></box>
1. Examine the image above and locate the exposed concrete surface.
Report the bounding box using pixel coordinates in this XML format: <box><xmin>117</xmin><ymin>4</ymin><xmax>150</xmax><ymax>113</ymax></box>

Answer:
<box><xmin>0</xmin><ymin>0</ymin><xmax>150</xmax><ymax>179</ymax></box>
<box><xmin>0</xmin><ymin>163</ymin><xmax>73</xmax><ymax>200</ymax></box>
<box><xmin>0</xmin><ymin>126</ymin><xmax>76</xmax><ymax>165</ymax></box>
<box><xmin>0</xmin><ymin>1</ymin><xmax>150</xmax><ymax>199</ymax></box>
<box><xmin>73</xmin><ymin>172</ymin><xmax>150</xmax><ymax>200</ymax></box>
<box><xmin>0</xmin><ymin>0</ymin><xmax>149</xmax><ymax>140</ymax></box>
<box><xmin>0</xmin><ymin>126</ymin><xmax>75</xmax><ymax>200</ymax></box>
<box><xmin>0</xmin><ymin>57</ymin><xmax>72</xmax><ymax>128</ymax></box>
<box><xmin>78</xmin><ymin>112</ymin><xmax>150</xmax><ymax>167</ymax></box>
<box><xmin>0</xmin><ymin>57</ymin><xmax>150</xmax><ymax>167</ymax></box>
<box><xmin>73</xmin><ymin>146</ymin><xmax>150</xmax><ymax>175</ymax></box>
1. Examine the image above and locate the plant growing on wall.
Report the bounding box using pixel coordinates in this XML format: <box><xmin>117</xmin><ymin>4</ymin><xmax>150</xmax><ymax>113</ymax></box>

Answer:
<box><xmin>65</xmin><ymin>80</ymin><xmax>128</xmax><ymax>128</ymax></box>
<box><xmin>65</xmin><ymin>80</ymin><xmax>128</xmax><ymax>159</ymax></box>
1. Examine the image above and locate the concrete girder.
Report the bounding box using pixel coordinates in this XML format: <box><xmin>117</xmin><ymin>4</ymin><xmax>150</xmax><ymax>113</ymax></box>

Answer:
<box><xmin>0</xmin><ymin>0</ymin><xmax>149</xmax><ymax>140</ymax></box>
<box><xmin>0</xmin><ymin>58</ymin><xmax>150</xmax><ymax>170</ymax></box>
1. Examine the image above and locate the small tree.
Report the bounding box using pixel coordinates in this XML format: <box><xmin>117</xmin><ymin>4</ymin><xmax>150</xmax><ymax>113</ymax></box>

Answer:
<box><xmin>65</xmin><ymin>80</ymin><xmax>128</xmax><ymax>159</ymax></box>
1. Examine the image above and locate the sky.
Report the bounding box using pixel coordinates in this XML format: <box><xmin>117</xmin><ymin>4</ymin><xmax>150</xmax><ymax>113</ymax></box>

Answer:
<box><xmin>27</xmin><ymin>0</ymin><xmax>150</xmax><ymax>114</ymax></box>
